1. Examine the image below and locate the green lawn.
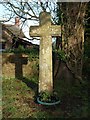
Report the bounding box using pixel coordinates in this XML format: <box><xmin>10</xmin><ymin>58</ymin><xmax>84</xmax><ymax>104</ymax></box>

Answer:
<box><xmin>2</xmin><ymin>75</ymin><xmax>88</xmax><ymax>119</ymax></box>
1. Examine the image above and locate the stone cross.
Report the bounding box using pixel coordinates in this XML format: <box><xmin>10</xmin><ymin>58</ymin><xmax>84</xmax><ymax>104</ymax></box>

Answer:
<box><xmin>30</xmin><ymin>12</ymin><xmax>61</xmax><ymax>93</ymax></box>
<box><xmin>9</xmin><ymin>54</ymin><xmax>28</xmax><ymax>79</ymax></box>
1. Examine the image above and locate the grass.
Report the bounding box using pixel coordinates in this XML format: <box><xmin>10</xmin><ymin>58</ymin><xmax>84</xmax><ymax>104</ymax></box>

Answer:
<box><xmin>2</xmin><ymin>46</ymin><xmax>89</xmax><ymax>119</ymax></box>
<box><xmin>2</xmin><ymin>76</ymin><xmax>88</xmax><ymax>119</ymax></box>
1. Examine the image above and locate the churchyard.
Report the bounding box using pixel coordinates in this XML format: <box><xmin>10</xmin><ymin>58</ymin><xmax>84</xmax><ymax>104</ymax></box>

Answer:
<box><xmin>1</xmin><ymin>2</ymin><xmax>89</xmax><ymax>119</ymax></box>
<box><xmin>2</xmin><ymin>46</ymin><xmax>88</xmax><ymax>119</ymax></box>
<box><xmin>2</xmin><ymin>61</ymin><xmax>88</xmax><ymax>118</ymax></box>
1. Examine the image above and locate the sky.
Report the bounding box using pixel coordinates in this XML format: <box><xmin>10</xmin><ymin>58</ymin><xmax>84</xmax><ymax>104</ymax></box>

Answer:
<box><xmin>0</xmin><ymin>3</ymin><xmax>41</xmax><ymax>45</ymax></box>
<box><xmin>0</xmin><ymin>2</ymin><xmax>56</xmax><ymax>45</ymax></box>
<box><xmin>0</xmin><ymin>3</ymin><xmax>14</xmax><ymax>23</ymax></box>
<box><xmin>0</xmin><ymin>4</ymin><xmax>5</xmax><ymax>19</ymax></box>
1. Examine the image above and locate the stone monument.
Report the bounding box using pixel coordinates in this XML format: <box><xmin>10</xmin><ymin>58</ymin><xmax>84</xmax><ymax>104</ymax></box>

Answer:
<box><xmin>30</xmin><ymin>12</ymin><xmax>61</xmax><ymax>93</ymax></box>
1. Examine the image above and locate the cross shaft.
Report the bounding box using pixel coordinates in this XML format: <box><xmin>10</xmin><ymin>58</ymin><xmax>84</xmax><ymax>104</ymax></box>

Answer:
<box><xmin>30</xmin><ymin>12</ymin><xmax>61</xmax><ymax>93</ymax></box>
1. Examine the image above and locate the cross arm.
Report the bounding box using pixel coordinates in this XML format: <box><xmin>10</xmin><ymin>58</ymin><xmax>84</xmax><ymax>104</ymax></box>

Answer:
<box><xmin>51</xmin><ymin>25</ymin><xmax>61</xmax><ymax>36</ymax></box>
<box><xmin>30</xmin><ymin>26</ymin><xmax>41</xmax><ymax>37</ymax></box>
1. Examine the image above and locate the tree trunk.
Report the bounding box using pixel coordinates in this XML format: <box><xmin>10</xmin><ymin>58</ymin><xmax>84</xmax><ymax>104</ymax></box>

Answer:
<box><xmin>54</xmin><ymin>2</ymin><xmax>87</xmax><ymax>84</ymax></box>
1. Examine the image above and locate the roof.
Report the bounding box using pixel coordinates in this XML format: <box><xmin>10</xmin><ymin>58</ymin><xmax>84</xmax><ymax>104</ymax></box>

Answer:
<box><xmin>2</xmin><ymin>23</ymin><xmax>25</xmax><ymax>38</ymax></box>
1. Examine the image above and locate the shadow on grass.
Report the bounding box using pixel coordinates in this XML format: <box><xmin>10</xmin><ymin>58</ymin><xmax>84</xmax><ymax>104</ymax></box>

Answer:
<box><xmin>22</xmin><ymin>77</ymin><xmax>37</xmax><ymax>89</ymax></box>
<box><xmin>19</xmin><ymin>77</ymin><xmax>62</xmax><ymax>114</ymax></box>
<box><xmin>21</xmin><ymin>77</ymin><xmax>38</xmax><ymax>95</ymax></box>
<box><xmin>16</xmin><ymin>76</ymin><xmax>39</xmax><ymax>104</ymax></box>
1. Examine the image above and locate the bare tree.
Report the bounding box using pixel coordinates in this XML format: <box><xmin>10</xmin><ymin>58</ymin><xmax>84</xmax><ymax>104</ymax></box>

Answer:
<box><xmin>1</xmin><ymin>1</ymin><xmax>57</xmax><ymax>25</ymax></box>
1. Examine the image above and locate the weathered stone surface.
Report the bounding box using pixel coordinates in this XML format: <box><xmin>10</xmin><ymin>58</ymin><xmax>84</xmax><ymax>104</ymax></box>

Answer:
<box><xmin>30</xmin><ymin>12</ymin><xmax>61</xmax><ymax>93</ymax></box>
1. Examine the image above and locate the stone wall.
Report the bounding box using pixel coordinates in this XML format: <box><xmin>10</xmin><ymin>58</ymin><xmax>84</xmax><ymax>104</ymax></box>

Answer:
<box><xmin>1</xmin><ymin>53</ymin><xmax>39</xmax><ymax>78</ymax></box>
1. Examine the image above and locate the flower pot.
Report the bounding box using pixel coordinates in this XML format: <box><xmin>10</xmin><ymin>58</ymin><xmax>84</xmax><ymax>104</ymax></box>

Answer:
<box><xmin>37</xmin><ymin>96</ymin><xmax>60</xmax><ymax>106</ymax></box>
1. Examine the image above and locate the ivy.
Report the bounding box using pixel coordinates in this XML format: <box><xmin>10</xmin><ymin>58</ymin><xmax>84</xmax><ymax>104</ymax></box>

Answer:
<box><xmin>53</xmin><ymin>48</ymin><xmax>67</xmax><ymax>62</ymax></box>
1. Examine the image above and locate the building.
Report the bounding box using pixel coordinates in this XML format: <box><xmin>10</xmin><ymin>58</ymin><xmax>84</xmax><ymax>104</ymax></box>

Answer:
<box><xmin>1</xmin><ymin>17</ymin><xmax>33</xmax><ymax>50</ymax></box>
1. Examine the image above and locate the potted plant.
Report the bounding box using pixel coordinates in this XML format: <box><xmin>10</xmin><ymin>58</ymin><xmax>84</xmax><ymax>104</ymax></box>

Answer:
<box><xmin>37</xmin><ymin>90</ymin><xmax>60</xmax><ymax>106</ymax></box>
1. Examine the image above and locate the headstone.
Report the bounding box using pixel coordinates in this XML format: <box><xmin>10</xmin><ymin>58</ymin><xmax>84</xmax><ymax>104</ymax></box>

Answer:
<box><xmin>30</xmin><ymin>12</ymin><xmax>61</xmax><ymax>93</ymax></box>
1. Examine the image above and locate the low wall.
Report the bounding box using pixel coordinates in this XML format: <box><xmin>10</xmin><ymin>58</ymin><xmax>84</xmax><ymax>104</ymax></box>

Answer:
<box><xmin>1</xmin><ymin>53</ymin><xmax>39</xmax><ymax>78</ymax></box>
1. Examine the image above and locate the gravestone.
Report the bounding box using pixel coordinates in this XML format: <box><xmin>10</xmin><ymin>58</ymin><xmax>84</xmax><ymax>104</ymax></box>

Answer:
<box><xmin>30</xmin><ymin>12</ymin><xmax>61</xmax><ymax>93</ymax></box>
<box><xmin>9</xmin><ymin>54</ymin><xmax>28</xmax><ymax>79</ymax></box>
